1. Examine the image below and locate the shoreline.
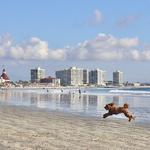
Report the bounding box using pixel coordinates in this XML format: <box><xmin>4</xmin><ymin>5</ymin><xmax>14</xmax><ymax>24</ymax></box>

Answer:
<box><xmin>1</xmin><ymin>88</ymin><xmax>150</xmax><ymax>125</ymax></box>
<box><xmin>0</xmin><ymin>105</ymin><xmax>150</xmax><ymax>150</ymax></box>
<box><xmin>1</xmin><ymin>101</ymin><xmax>150</xmax><ymax>125</ymax></box>
<box><xmin>2</xmin><ymin>85</ymin><xmax>150</xmax><ymax>90</ymax></box>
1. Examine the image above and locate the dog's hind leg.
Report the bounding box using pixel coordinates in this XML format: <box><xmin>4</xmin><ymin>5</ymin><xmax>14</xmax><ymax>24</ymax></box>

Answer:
<box><xmin>123</xmin><ymin>111</ymin><xmax>135</xmax><ymax>122</ymax></box>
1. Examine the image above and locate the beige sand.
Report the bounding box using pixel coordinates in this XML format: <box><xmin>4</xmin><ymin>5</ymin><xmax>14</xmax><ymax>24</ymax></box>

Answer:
<box><xmin>0</xmin><ymin>105</ymin><xmax>150</xmax><ymax>150</ymax></box>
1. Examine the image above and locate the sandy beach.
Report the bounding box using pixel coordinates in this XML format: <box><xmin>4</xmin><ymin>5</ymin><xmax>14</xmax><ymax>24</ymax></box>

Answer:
<box><xmin>0</xmin><ymin>105</ymin><xmax>149</xmax><ymax>150</ymax></box>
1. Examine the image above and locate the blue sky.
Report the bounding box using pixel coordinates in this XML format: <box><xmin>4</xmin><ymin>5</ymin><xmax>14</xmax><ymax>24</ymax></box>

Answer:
<box><xmin>0</xmin><ymin>0</ymin><xmax>150</xmax><ymax>82</ymax></box>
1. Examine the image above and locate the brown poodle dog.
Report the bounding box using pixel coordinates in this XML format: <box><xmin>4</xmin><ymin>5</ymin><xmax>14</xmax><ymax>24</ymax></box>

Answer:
<box><xmin>103</xmin><ymin>103</ymin><xmax>135</xmax><ymax>122</ymax></box>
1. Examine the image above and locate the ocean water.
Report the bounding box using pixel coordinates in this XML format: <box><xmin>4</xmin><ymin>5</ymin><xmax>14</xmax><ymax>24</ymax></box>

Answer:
<box><xmin>0</xmin><ymin>87</ymin><xmax>150</xmax><ymax>123</ymax></box>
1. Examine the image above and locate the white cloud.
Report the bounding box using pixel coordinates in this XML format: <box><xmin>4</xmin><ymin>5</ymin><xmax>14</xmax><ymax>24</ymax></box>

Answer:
<box><xmin>93</xmin><ymin>9</ymin><xmax>103</xmax><ymax>24</ymax></box>
<box><xmin>66</xmin><ymin>33</ymin><xmax>150</xmax><ymax>62</ymax></box>
<box><xmin>88</xmin><ymin>9</ymin><xmax>103</xmax><ymax>26</ymax></box>
<box><xmin>0</xmin><ymin>33</ymin><xmax>12</xmax><ymax>48</ymax></box>
<box><xmin>0</xmin><ymin>35</ymin><xmax>67</xmax><ymax>60</ymax></box>
<box><xmin>128</xmin><ymin>49</ymin><xmax>141</xmax><ymax>61</ymax></box>
<box><xmin>72</xmin><ymin>33</ymin><xmax>140</xmax><ymax>61</ymax></box>
<box><xmin>0</xmin><ymin>34</ymin><xmax>13</xmax><ymax>57</ymax></box>
<box><xmin>0</xmin><ymin>33</ymin><xmax>150</xmax><ymax>62</ymax></box>
<box><xmin>10</xmin><ymin>37</ymin><xmax>49</xmax><ymax>60</ymax></box>
<box><xmin>119</xmin><ymin>38</ymin><xmax>139</xmax><ymax>48</ymax></box>
<box><xmin>48</xmin><ymin>48</ymin><xmax>67</xmax><ymax>60</ymax></box>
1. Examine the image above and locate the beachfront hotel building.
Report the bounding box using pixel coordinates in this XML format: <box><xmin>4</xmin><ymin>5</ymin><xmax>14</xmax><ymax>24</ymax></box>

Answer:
<box><xmin>113</xmin><ymin>70</ymin><xmax>123</xmax><ymax>86</ymax></box>
<box><xmin>89</xmin><ymin>69</ymin><xmax>106</xmax><ymax>86</ymax></box>
<box><xmin>0</xmin><ymin>68</ymin><xmax>11</xmax><ymax>87</ymax></box>
<box><xmin>0</xmin><ymin>69</ymin><xmax>10</xmax><ymax>83</ymax></box>
<box><xmin>56</xmin><ymin>67</ymin><xmax>88</xmax><ymax>86</ymax></box>
<box><xmin>31</xmin><ymin>67</ymin><xmax>46</xmax><ymax>83</ymax></box>
<box><xmin>40</xmin><ymin>76</ymin><xmax>60</xmax><ymax>86</ymax></box>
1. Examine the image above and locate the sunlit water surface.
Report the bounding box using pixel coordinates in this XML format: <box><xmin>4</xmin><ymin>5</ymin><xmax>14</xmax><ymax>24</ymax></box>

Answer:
<box><xmin>0</xmin><ymin>87</ymin><xmax>150</xmax><ymax>123</ymax></box>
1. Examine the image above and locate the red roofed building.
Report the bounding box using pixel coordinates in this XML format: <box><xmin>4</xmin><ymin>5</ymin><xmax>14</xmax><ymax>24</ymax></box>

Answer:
<box><xmin>0</xmin><ymin>69</ymin><xmax>10</xmax><ymax>83</ymax></box>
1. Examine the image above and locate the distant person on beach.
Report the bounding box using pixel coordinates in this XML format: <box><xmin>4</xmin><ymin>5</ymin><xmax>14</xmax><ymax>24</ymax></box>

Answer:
<box><xmin>79</xmin><ymin>89</ymin><xmax>81</xmax><ymax>94</ymax></box>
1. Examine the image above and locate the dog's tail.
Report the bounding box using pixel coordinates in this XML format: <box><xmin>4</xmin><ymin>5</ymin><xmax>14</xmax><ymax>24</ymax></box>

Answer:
<box><xmin>123</xmin><ymin>103</ymin><xmax>129</xmax><ymax>109</ymax></box>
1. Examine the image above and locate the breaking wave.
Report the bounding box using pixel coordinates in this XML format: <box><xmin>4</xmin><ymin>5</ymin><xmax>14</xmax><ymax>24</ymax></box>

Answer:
<box><xmin>109</xmin><ymin>89</ymin><xmax>150</xmax><ymax>95</ymax></box>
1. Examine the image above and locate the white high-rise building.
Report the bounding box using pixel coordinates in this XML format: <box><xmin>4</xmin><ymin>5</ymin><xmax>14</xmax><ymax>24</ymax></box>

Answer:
<box><xmin>31</xmin><ymin>67</ymin><xmax>45</xmax><ymax>83</ymax></box>
<box><xmin>113</xmin><ymin>70</ymin><xmax>123</xmax><ymax>86</ymax></box>
<box><xmin>56</xmin><ymin>67</ymin><xmax>88</xmax><ymax>86</ymax></box>
<box><xmin>89</xmin><ymin>69</ymin><xmax>106</xmax><ymax>86</ymax></box>
<box><xmin>70</xmin><ymin>67</ymin><xmax>83</xmax><ymax>86</ymax></box>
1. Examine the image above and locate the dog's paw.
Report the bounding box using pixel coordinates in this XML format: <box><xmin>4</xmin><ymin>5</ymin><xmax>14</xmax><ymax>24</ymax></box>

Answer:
<box><xmin>132</xmin><ymin>116</ymin><xmax>136</xmax><ymax>120</ymax></box>
<box><xmin>128</xmin><ymin>115</ymin><xmax>136</xmax><ymax>122</ymax></box>
<box><xmin>103</xmin><ymin>114</ymin><xmax>106</xmax><ymax>118</ymax></box>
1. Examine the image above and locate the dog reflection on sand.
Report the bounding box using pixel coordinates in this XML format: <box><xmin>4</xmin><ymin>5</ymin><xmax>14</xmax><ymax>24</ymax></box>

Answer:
<box><xmin>103</xmin><ymin>103</ymin><xmax>135</xmax><ymax>122</ymax></box>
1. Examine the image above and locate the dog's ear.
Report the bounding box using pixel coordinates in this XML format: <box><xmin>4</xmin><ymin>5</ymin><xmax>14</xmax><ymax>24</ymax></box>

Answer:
<box><xmin>109</xmin><ymin>102</ymin><xmax>115</xmax><ymax>106</ymax></box>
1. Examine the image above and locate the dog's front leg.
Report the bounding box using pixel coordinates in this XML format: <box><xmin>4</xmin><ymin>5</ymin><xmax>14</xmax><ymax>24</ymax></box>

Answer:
<box><xmin>103</xmin><ymin>112</ymin><xmax>112</xmax><ymax>118</ymax></box>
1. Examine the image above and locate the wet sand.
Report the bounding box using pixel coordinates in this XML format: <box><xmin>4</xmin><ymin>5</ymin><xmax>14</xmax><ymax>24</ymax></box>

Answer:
<box><xmin>0</xmin><ymin>105</ymin><xmax>150</xmax><ymax>150</ymax></box>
